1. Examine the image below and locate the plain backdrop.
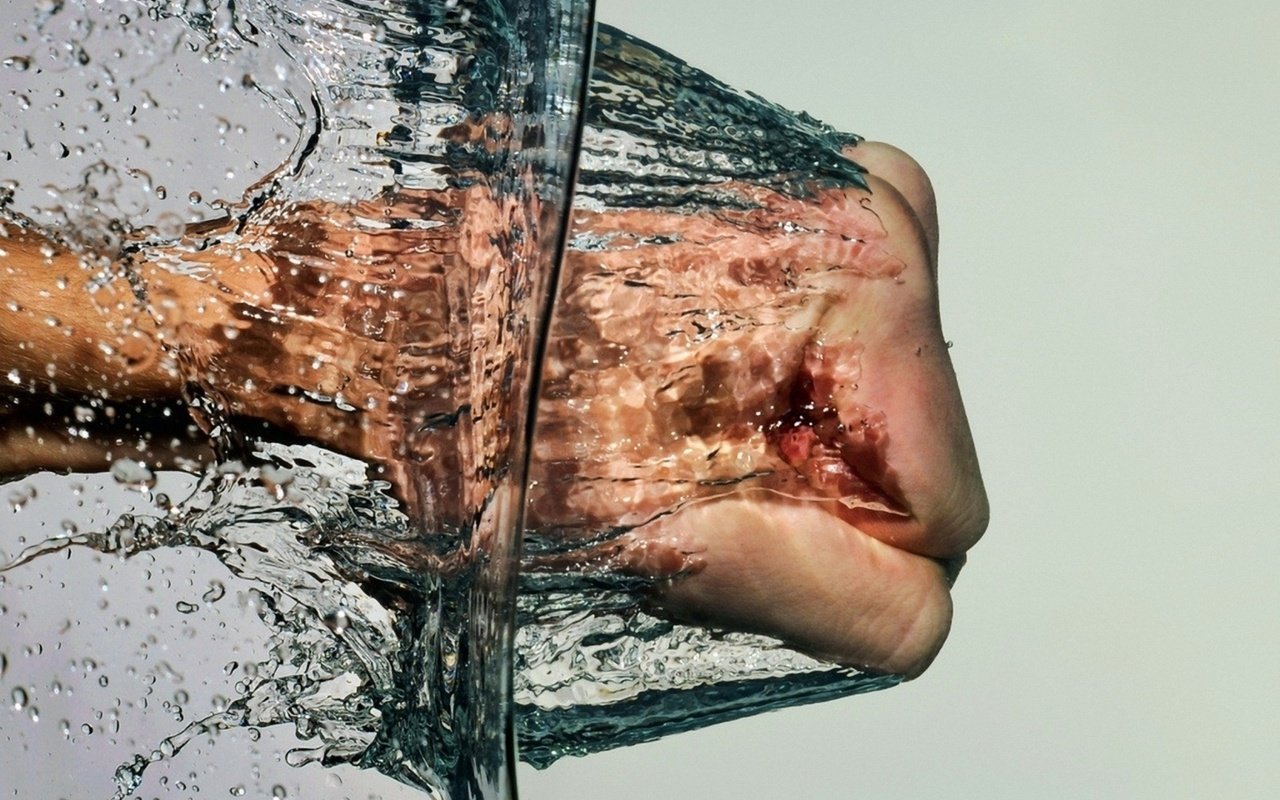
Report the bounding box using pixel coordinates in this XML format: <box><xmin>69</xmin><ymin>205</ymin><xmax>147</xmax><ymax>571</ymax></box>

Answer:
<box><xmin>1</xmin><ymin>2</ymin><xmax>1275</xmax><ymax>798</ymax></box>
<box><xmin>520</xmin><ymin>1</ymin><xmax>1280</xmax><ymax>798</ymax></box>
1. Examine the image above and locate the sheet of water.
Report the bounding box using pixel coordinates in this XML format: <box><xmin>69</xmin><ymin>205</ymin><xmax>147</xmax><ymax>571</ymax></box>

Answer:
<box><xmin>1</xmin><ymin>4</ymin><xmax>900</xmax><ymax>797</ymax></box>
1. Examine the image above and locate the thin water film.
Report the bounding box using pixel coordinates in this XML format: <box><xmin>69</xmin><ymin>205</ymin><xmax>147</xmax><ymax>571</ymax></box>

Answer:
<box><xmin>516</xmin><ymin>25</ymin><xmax>904</xmax><ymax>766</ymax></box>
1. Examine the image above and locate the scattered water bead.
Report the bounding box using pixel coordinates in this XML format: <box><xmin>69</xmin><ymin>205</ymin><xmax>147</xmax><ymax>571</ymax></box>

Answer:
<box><xmin>259</xmin><ymin>465</ymin><xmax>295</xmax><ymax>498</ymax></box>
<box><xmin>8</xmin><ymin>490</ymin><xmax>31</xmax><ymax>512</ymax></box>
<box><xmin>322</xmin><ymin>608</ymin><xmax>350</xmax><ymax>635</ymax></box>
<box><xmin>271</xmin><ymin>785</ymin><xmax>288</xmax><ymax>799</ymax></box>
<box><xmin>154</xmin><ymin>211</ymin><xmax>185</xmax><ymax>238</ymax></box>
<box><xmin>174</xmin><ymin>601</ymin><xmax>198</xmax><ymax>614</ymax></box>
<box><xmin>109</xmin><ymin>458</ymin><xmax>155</xmax><ymax>489</ymax></box>
<box><xmin>11</xmin><ymin>687</ymin><xmax>29</xmax><ymax>710</ymax></box>
<box><xmin>202</xmin><ymin>580</ymin><xmax>226</xmax><ymax>604</ymax></box>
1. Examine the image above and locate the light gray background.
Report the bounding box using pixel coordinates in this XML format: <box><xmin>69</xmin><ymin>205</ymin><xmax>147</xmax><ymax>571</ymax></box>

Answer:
<box><xmin>521</xmin><ymin>1</ymin><xmax>1279</xmax><ymax>798</ymax></box>
<box><xmin>1</xmin><ymin>1</ymin><xmax>1276</xmax><ymax>798</ymax></box>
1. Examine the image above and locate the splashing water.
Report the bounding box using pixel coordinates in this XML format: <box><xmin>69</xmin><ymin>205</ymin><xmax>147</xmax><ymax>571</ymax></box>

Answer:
<box><xmin>1</xmin><ymin>5</ymin><xmax>907</xmax><ymax>798</ymax></box>
<box><xmin>515</xmin><ymin>26</ymin><xmax>902</xmax><ymax>766</ymax></box>
<box><xmin>1</xmin><ymin>0</ymin><xmax>591</xmax><ymax>798</ymax></box>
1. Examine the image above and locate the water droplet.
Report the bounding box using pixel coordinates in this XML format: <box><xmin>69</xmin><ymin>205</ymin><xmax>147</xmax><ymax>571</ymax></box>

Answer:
<box><xmin>5</xmin><ymin>369</ymin><xmax>19</xmax><ymax>385</ymax></box>
<box><xmin>155</xmin><ymin>185</ymin><xmax>168</xmax><ymax>200</ymax></box>
<box><xmin>110</xmin><ymin>458</ymin><xmax>155</xmax><ymax>489</ymax></box>
<box><xmin>202</xmin><ymin>581</ymin><xmax>226</xmax><ymax>604</ymax></box>
<box><xmin>175</xmin><ymin>601</ymin><xmax>198</xmax><ymax>614</ymax></box>
<box><xmin>259</xmin><ymin>465</ymin><xmax>294</xmax><ymax>499</ymax></box>
<box><xmin>81</xmin><ymin>723</ymin><xmax>94</xmax><ymax>734</ymax></box>
<box><xmin>229</xmin><ymin>786</ymin><xmax>246</xmax><ymax>797</ymax></box>
<box><xmin>271</xmin><ymin>785</ymin><xmax>287</xmax><ymax>799</ymax></box>
<box><xmin>155</xmin><ymin>212</ymin><xmax>185</xmax><ymax>239</ymax></box>
<box><xmin>51</xmin><ymin>142</ymin><xmax>70</xmax><ymax>159</ymax></box>
<box><xmin>7</xmin><ymin>489</ymin><xmax>31</xmax><ymax>512</ymax></box>
<box><xmin>187</xmin><ymin>191</ymin><xmax>202</xmax><ymax>205</ymax></box>
<box><xmin>3</xmin><ymin>56</ymin><xmax>31</xmax><ymax>72</ymax></box>
<box><xmin>35</xmin><ymin>0</ymin><xmax>64</xmax><ymax>19</ymax></box>
<box><xmin>11</xmin><ymin>687</ymin><xmax>28</xmax><ymax>710</ymax></box>
<box><xmin>322</xmin><ymin>608</ymin><xmax>350</xmax><ymax>635</ymax></box>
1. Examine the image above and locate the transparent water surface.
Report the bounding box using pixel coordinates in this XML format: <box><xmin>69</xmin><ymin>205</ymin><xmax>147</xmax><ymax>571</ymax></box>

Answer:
<box><xmin>1</xmin><ymin>1</ymin><xmax>592</xmax><ymax>797</ymax></box>
<box><xmin>2</xmin><ymin>5</ymin><xmax>905</xmax><ymax>797</ymax></box>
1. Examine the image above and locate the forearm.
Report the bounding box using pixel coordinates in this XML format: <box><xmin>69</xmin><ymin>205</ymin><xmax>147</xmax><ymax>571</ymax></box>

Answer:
<box><xmin>0</xmin><ymin>226</ymin><xmax>181</xmax><ymax>401</ymax></box>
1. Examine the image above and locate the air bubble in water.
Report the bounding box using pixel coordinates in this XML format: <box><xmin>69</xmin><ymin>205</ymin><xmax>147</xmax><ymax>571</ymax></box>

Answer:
<box><xmin>271</xmin><ymin>786</ymin><xmax>287</xmax><ymax>799</ymax></box>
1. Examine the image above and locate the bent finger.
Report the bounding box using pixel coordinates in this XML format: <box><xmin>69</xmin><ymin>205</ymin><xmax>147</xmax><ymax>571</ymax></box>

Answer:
<box><xmin>634</xmin><ymin>493</ymin><xmax>955</xmax><ymax>679</ymax></box>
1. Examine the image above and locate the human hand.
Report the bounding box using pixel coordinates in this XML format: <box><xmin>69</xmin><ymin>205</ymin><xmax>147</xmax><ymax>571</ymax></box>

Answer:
<box><xmin>527</xmin><ymin>142</ymin><xmax>987</xmax><ymax>677</ymax></box>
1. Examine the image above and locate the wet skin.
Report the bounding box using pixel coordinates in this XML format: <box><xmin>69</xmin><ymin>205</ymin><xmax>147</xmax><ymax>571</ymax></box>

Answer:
<box><xmin>0</xmin><ymin>142</ymin><xmax>987</xmax><ymax>678</ymax></box>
